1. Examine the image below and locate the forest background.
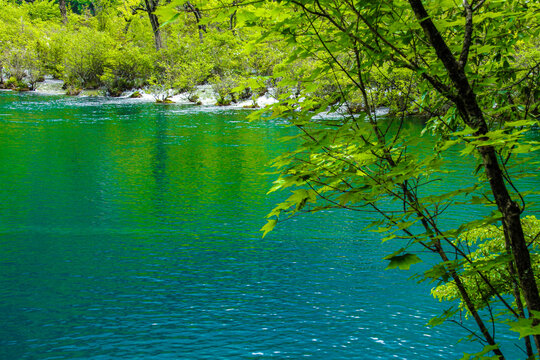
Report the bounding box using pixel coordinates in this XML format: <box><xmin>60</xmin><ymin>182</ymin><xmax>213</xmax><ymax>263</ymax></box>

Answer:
<box><xmin>0</xmin><ymin>0</ymin><xmax>424</xmax><ymax>112</ymax></box>
<box><xmin>0</xmin><ymin>0</ymin><xmax>290</xmax><ymax>105</ymax></box>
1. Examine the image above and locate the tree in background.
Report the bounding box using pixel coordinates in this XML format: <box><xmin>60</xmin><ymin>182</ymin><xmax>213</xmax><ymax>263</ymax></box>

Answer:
<box><xmin>183</xmin><ymin>1</ymin><xmax>205</xmax><ymax>43</ymax></box>
<box><xmin>1</xmin><ymin>0</ymin><xmax>288</xmax><ymax>97</ymax></box>
<box><xmin>58</xmin><ymin>0</ymin><xmax>68</xmax><ymax>23</ymax></box>
<box><xmin>131</xmin><ymin>0</ymin><xmax>164</xmax><ymax>50</ymax></box>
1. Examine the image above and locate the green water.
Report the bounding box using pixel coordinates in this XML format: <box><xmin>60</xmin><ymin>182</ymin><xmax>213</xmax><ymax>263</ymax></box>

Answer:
<box><xmin>0</xmin><ymin>92</ymin><xmax>535</xmax><ymax>359</ymax></box>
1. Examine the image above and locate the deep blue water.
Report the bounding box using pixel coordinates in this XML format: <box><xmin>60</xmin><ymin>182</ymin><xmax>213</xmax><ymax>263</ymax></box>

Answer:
<box><xmin>0</xmin><ymin>92</ymin><xmax>535</xmax><ymax>359</ymax></box>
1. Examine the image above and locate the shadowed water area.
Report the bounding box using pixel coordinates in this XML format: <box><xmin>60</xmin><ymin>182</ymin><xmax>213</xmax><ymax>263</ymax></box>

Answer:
<box><xmin>0</xmin><ymin>92</ymin><xmax>536</xmax><ymax>359</ymax></box>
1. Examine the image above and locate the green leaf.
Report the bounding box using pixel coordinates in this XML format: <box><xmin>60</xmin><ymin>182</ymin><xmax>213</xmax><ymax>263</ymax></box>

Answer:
<box><xmin>385</xmin><ymin>253</ymin><xmax>422</xmax><ymax>270</ymax></box>
<box><xmin>372</xmin><ymin>226</ymin><xmax>393</xmax><ymax>233</ymax></box>
<box><xmin>458</xmin><ymin>344</ymin><xmax>501</xmax><ymax>360</ymax></box>
<box><xmin>452</xmin><ymin>126</ymin><xmax>477</xmax><ymax>136</ymax></box>
<box><xmin>462</xmin><ymin>254</ymin><xmax>513</xmax><ymax>276</ymax></box>
<box><xmin>428</xmin><ymin>307</ymin><xmax>458</xmax><ymax>327</ymax></box>
<box><xmin>381</xmin><ymin>233</ymin><xmax>398</xmax><ymax>243</ymax></box>
<box><xmin>449</xmin><ymin>211</ymin><xmax>503</xmax><ymax>238</ymax></box>
<box><xmin>508</xmin><ymin>316</ymin><xmax>540</xmax><ymax>338</ymax></box>
<box><xmin>420</xmin><ymin>260</ymin><xmax>462</xmax><ymax>283</ymax></box>
<box><xmin>160</xmin><ymin>12</ymin><xmax>179</xmax><ymax>28</ymax></box>
<box><xmin>504</xmin><ymin>119</ymin><xmax>538</xmax><ymax>128</ymax></box>
<box><xmin>474</xmin><ymin>45</ymin><xmax>496</xmax><ymax>55</ymax></box>
<box><xmin>260</xmin><ymin>219</ymin><xmax>277</xmax><ymax>238</ymax></box>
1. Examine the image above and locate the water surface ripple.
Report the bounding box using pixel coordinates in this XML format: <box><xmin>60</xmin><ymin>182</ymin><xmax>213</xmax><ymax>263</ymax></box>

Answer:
<box><xmin>0</xmin><ymin>92</ymin><xmax>532</xmax><ymax>359</ymax></box>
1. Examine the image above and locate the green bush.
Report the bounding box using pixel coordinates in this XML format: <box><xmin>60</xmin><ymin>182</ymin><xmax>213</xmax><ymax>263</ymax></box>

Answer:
<box><xmin>210</xmin><ymin>73</ymin><xmax>239</xmax><ymax>106</ymax></box>
<box><xmin>26</xmin><ymin>0</ymin><xmax>61</xmax><ymax>22</ymax></box>
<box><xmin>62</xmin><ymin>27</ymin><xmax>114</xmax><ymax>89</ymax></box>
<box><xmin>35</xmin><ymin>30</ymin><xmax>67</xmax><ymax>79</ymax></box>
<box><xmin>102</xmin><ymin>46</ymin><xmax>153</xmax><ymax>96</ymax></box>
<box><xmin>4</xmin><ymin>47</ymin><xmax>27</xmax><ymax>82</ymax></box>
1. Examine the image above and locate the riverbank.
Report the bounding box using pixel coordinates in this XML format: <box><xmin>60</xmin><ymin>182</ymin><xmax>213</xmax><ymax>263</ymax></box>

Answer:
<box><xmin>30</xmin><ymin>77</ymin><xmax>279</xmax><ymax>109</ymax></box>
<box><xmin>28</xmin><ymin>78</ymin><xmax>391</xmax><ymax>119</ymax></box>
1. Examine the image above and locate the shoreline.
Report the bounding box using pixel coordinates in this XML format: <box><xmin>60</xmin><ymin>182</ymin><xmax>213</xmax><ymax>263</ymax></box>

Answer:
<box><xmin>11</xmin><ymin>78</ymin><xmax>390</xmax><ymax>118</ymax></box>
<box><xmin>30</xmin><ymin>78</ymin><xmax>279</xmax><ymax>110</ymax></box>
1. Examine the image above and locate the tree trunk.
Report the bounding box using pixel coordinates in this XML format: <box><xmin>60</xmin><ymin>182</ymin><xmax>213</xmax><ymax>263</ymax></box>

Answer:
<box><xmin>229</xmin><ymin>1</ymin><xmax>238</xmax><ymax>35</ymax></box>
<box><xmin>123</xmin><ymin>17</ymin><xmax>132</xmax><ymax>34</ymax></box>
<box><xmin>148</xmin><ymin>11</ymin><xmax>163</xmax><ymax>50</ymax></box>
<box><xmin>408</xmin><ymin>0</ymin><xmax>540</xmax><ymax>354</ymax></box>
<box><xmin>145</xmin><ymin>0</ymin><xmax>163</xmax><ymax>50</ymax></box>
<box><xmin>184</xmin><ymin>1</ymin><xmax>205</xmax><ymax>43</ymax></box>
<box><xmin>59</xmin><ymin>0</ymin><xmax>68</xmax><ymax>24</ymax></box>
<box><xmin>512</xmin><ymin>270</ymin><xmax>534</xmax><ymax>358</ymax></box>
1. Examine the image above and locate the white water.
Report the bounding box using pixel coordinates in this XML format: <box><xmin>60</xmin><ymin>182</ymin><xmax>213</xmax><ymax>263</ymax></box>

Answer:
<box><xmin>34</xmin><ymin>77</ymin><xmax>64</xmax><ymax>95</ymax></box>
<box><xmin>30</xmin><ymin>79</ymin><xmax>390</xmax><ymax>116</ymax></box>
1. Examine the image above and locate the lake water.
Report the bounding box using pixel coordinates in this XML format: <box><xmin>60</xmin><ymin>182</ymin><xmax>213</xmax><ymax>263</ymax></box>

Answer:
<box><xmin>0</xmin><ymin>92</ymin><xmax>535</xmax><ymax>359</ymax></box>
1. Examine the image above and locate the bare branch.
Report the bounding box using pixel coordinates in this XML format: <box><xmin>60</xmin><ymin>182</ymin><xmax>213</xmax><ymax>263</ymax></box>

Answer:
<box><xmin>473</xmin><ymin>0</ymin><xmax>487</xmax><ymax>12</ymax></box>
<box><xmin>131</xmin><ymin>6</ymin><xmax>146</xmax><ymax>14</ymax></box>
<box><xmin>501</xmin><ymin>61</ymin><xmax>540</xmax><ymax>91</ymax></box>
<box><xmin>459</xmin><ymin>0</ymin><xmax>474</xmax><ymax>70</ymax></box>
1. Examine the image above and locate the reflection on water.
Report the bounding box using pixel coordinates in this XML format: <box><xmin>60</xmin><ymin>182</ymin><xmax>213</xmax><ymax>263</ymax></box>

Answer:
<box><xmin>0</xmin><ymin>92</ymin><xmax>534</xmax><ymax>359</ymax></box>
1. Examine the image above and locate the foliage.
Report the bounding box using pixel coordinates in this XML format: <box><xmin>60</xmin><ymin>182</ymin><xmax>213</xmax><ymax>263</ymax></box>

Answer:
<box><xmin>25</xmin><ymin>0</ymin><xmax>62</xmax><ymax>22</ymax></box>
<box><xmin>210</xmin><ymin>73</ymin><xmax>239</xmax><ymax>106</ymax></box>
<box><xmin>0</xmin><ymin>7</ymin><xmax>46</xmax><ymax>90</ymax></box>
<box><xmin>239</xmin><ymin>0</ymin><xmax>540</xmax><ymax>359</ymax></box>
<box><xmin>101</xmin><ymin>45</ymin><xmax>153</xmax><ymax>96</ymax></box>
<box><xmin>0</xmin><ymin>0</ymin><xmax>538</xmax><ymax>358</ymax></box>
<box><xmin>0</xmin><ymin>0</ymin><xmax>285</xmax><ymax>97</ymax></box>
<box><xmin>34</xmin><ymin>28</ymin><xmax>67</xmax><ymax>79</ymax></box>
<box><xmin>62</xmin><ymin>27</ymin><xmax>115</xmax><ymax>88</ymax></box>
<box><xmin>432</xmin><ymin>216</ymin><xmax>540</xmax><ymax>312</ymax></box>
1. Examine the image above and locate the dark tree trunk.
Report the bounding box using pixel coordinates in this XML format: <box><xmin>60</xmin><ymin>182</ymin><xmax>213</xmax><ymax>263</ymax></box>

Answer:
<box><xmin>123</xmin><ymin>17</ymin><xmax>132</xmax><ymax>34</ymax></box>
<box><xmin>184</xmin><ymin>1</ymin><xmax>206</xmax><ymax>43</ymax></box>
<box><xmin>144</xmin><ymin>0</ymin><xmax>163</xmax><ymax>50</ymax></box>
<box><xmin>59</xmin><ymin>0</ymin><xmax>68</xmax><ymax>24</ymax></box>
<box><xmin>513</xmin><ymin>270</ymin><xmax>534</xmax><ymax>358</ymax></box>
<box><xmin>148</xmin><ymin>11</ymin><xmax>163</xmax><ymax>50</ymax></box>
<box><xmin>408</xmin><ymin>0</ymin><xmax>540</xmax><ymax>355</ymax></box>
<box><xmin>229</xmin><ymin>1</ymin><xmax>238</xmax><ymax>35</ymax></box>
<box><xmin>230</xmin><ymin>10</ymin><xmax>237</xmax><ymax>32</ymax></box>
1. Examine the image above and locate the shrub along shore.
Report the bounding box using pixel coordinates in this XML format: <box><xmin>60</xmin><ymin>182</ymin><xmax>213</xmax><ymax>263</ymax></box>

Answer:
<box><xmin>0</xmin><ymin>0</ymin><xmax>285</xmax><ymax>105</ymax></box>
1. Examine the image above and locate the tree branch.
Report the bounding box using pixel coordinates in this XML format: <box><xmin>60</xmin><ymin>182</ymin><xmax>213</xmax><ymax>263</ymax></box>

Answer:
<box><xmin>459</xmin><ymin>0</ymin><xmax>474</xmax><ymax>70</ymax></box>
<box><xmin>473</xmin><ymin>0</ymin><xmax>487</xmax><ymax>12</ymax></box>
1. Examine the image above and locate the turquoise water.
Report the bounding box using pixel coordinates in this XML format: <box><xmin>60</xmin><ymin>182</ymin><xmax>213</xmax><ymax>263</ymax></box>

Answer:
<box><xmin>0</xmin><ymin>92</ymin><xmax>533</xmax><ymax>359</ymax></box>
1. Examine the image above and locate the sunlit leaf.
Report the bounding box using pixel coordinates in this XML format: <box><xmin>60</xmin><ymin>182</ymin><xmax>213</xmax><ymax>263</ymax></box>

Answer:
<box><xmin>260</xmin><ymin>219</ymin><xmax>277</xmax><ymax>238</ymax></box>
